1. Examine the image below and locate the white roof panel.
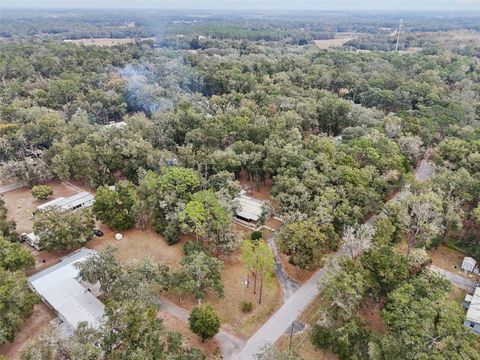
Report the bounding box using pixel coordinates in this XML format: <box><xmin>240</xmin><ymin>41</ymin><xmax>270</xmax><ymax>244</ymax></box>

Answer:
<box><xmin>466</xmin><ymin>287</ymin><xmax>480</xmax><ymax>324</ymax></box>
<box><xmin>29</xmin><ymin>248</ymin><xmax>105</xmax><ymax>329</ymax></box>
<box><xmin>235</xmin><ymin>195</ymin><xmax>265</xmax><ymax>222</ymax></box>
<box><xmin>37</xmin><ymin>197</ymin><xmax>66</xmax><ymax>211</ymax></box>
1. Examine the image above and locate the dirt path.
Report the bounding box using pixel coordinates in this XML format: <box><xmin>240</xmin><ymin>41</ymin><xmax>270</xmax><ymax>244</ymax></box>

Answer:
<box><xmin>267</xmin><ymin>234</ymin><xmax>301</xmax><ymax>301</ymax></box>
<box><xmin>233</xmin><ymin>151</ymin><xmax>435</xmax><ymax>360</ymax></box>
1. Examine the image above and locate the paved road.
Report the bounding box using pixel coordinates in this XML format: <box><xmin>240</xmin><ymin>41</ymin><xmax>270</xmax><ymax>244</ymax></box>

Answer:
<box><xmin>0</xmin><ymin>182</ymin><xmax>24</xmax><ymax>194</ymax></box>
<box><xmin>430</xmin><ymin>265</ymin><xmax>477</xmax><ymax>292</ymax></box>
<box><xmin>267</xmin><ymin>234</ymin><xmax>301</xmax><ymax>301</ymax></box>
<box><xmin>159</xmin><ymin>298</ymin><xmax>245</xmax><ymax>359</ymax></box>
<box><xmin>233</xmin><ymin>152</ymin><xmax>435</xmax><ymax>360</ymax></box>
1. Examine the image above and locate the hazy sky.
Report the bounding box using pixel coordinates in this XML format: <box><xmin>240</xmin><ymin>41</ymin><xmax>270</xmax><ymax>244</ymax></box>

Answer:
<box><xmin>2</xmin><ymin>0</ymin><xmax>480</xmax><ymax>10</ymax></box>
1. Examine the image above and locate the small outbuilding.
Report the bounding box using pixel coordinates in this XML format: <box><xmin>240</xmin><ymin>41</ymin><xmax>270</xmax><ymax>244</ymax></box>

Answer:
<box><xmin>462</xmin><ymin>257</ymin><xmax>477</xmax><ymax>273</ymax></box>
<box><xmin>234</xmin><ymin>191</ymin><xmax>269</xmax><ymax>229</ymax></box>
<box><xmin>105</xmin><ymin>121</ymin><xmax>127</xmax><ymax>129</ymax></box>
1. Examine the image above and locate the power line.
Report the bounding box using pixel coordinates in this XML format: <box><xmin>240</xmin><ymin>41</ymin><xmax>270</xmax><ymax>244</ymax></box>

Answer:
<box><xmin>395</xmin><ymin>18</ymin><xmax>403</xmax><ymax>52</ymax></box>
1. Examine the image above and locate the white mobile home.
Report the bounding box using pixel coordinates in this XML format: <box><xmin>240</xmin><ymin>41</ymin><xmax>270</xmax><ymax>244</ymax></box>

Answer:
<box><xmin>36</xmin><ymin>197</ymin><xmax>67</xmax><ymax>212</ymax></box>
<box><xmin>57</xmin><ymin>192</ymin><xmax>94</xmax><ymax>211</ymax></box>
<box><xmin>28</xmin><ymin>248</ymin><xmax>105</xmax><ymax>330</ymax></box>
<box><xmin>36</xmin><ymin>192</ymin><xmax>94</xmax><ymax>213</ymax></box>
<box><xmin>464</xmin><ymin>287</ymin><xmax>480</xmax><ymax>334</ymax></box>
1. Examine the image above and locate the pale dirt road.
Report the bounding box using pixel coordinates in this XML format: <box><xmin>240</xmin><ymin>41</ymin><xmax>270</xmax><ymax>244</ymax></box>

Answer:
<box><xmin>430</xmin><ymin>265</ymin><xmax>477</xmax><ymax>292</ymax></box>
<box><xmin>0</xmin><ymin>182</ymin><xmax>24</xmax><ymax>194</ymax></box>
<box><xmin>233</xmin><ymin>152</ymin><xmax>435</xmax><ymax>360</ymax></box>
<box><xmin>267</xmin><ymin>234</ymin><xmax>301</xmax><ymax>301</ymax></box>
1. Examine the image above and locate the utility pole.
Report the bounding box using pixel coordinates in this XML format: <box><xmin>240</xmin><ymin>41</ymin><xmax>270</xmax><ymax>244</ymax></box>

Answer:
<box><xmin>395</xmin><ymin>19</ymin><xmax>403</xmax><ymax>52</ymax></box>
<box><xmin>288</xmin><ymin>322</ymin><xmax>294</xmax><ymax>352</ymax></box>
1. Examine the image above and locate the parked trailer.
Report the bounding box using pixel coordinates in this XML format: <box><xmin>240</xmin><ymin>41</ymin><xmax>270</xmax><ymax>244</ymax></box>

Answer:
<box><xmin>21</xmin><ymin>232</ymin><xmax>43</xmax><ymax>251</ymax></box>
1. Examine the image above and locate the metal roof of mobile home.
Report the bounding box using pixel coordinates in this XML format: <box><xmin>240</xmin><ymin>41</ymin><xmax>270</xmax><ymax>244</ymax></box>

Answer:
<box><xmin>56</xmin><ymin>192</ymin><xmax>94</xmax><ymax>211</ymax></box>
<box><xmin>36</xmin><ymin>192</ymin><xmax>94</xmax><ymax>212</ymax></box>
<box><xmin>36</xmin><ymin>197</ymin><xmax>67</xmax><ymax>212</ymax></box>
<box><xmin>235</xmin><ymin>195</ymin><xmax>264</xmax><ymax>222</ymax></box>
<box><xmin>28</xmin><ymin>248</ymin><xmax>105</xmax><ymax>329</ymax></box>
<box><xmin>466</xmin><ymin>287</ymin><xmax>480</xmax><ymax>324</ymax></box>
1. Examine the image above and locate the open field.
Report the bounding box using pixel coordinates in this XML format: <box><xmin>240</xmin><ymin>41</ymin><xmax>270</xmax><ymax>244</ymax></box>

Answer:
<box><xmin>88</xmin><ymin>227</ymin><xmax>185</xmax><ymax>270</ymax></box>
<box><xmin>63</xmin><ymin>37</ymin><xmax>155</xmax><ymax>46</ymax></box>
<box><xmin>0</xmin><ymin>303</ymin><xmax>56</xmax><ymax>360</ymax></box>
<box><xmin>314</xmin><ymin>32</ymin><xmax>361</xmax><ymax>49</ymax></box>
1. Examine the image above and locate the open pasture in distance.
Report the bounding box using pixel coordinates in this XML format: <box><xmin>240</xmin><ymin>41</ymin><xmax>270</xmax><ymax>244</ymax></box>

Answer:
<box><xmin>63</xmin><ymin>37</ymin><xmax>155</xmax><ymax>46</ymax></box>
<box><xmin>314</xmin><ymin>32</ymin><xmax>361</xmax><ymax>48</ymax></box>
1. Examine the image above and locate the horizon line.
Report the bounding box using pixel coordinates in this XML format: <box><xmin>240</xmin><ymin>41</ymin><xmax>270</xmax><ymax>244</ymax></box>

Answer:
<box><xmin>2</xmin><ymin>6</ymin><xmax>480</xmax><ymax>12</ymax></box>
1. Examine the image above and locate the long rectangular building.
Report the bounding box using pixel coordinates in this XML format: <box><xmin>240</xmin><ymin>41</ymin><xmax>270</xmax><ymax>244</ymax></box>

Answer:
<box><xmin>28</xmin><ymin>248</ymin><xmax>105</xmax><ymax>330</ymax></box>
<box><xmin>36</xmin><ymin>192</ymin><xmax>94</xmax><ymax>213</ymax></box>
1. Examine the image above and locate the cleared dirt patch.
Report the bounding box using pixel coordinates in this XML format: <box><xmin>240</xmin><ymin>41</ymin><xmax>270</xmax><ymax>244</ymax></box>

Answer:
<box><xmin>0</xmin><ymin>303</ymin><xmax>56</xmax><ymax>360</ymax></box>
<box><xmin>1</xmin><ymin>180</ymin><xmax>78</xmax><ymax>234</ymax></box>
<box><xmin>63</xmin><ymin>37</ymin><xmax>155</xmax><ymax>46</ymax></box>
<box><xmin>88</xmin><ymin>228</ymin><xmax>184</xmax><ymax>270</ymax></box>
<box><xmin>359</xmin><ymin>298</ymin><xmax>385</xmax><ymax>334</ymax></box>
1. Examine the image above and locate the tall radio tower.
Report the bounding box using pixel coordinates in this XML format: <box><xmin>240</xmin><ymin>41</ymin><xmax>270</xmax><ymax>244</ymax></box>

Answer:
<box><xmin>395</xmin><ymin>19</ymin><xmax>403</xmax><ymax>52</ymax></box>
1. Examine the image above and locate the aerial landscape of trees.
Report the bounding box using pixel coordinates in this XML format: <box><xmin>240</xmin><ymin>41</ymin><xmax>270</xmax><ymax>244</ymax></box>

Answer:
<box><xmin>0</xmin><ymin>7</ymin><xmax>479</xmax><ymax>360</ymax></box>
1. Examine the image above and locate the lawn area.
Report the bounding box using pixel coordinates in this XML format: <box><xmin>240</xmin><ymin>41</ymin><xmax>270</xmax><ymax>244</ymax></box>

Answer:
<box><xmin>274</xmin><ymin>294</ymin><xmax>338</xmax><ymax>359</ymax></box>
<box><xmin>449</xmin><ymin>286</ymin><xmax>467</xmax><ymax>303</ymax></box>
<box><xmin>89</xmin><ymin>227</ymin><xmax>282</xmax><ymax>339</ymax></box>
<box><xmin>166</xmin><ymin>251</ymin><xmax>282</xmax><ymax>339</ymax></box>
<box><xmin>87</xmin><ymin>227</ymin><xmax>185</xmax><ymax>270</ymax></box>
<box><xmin>276</xmin><ymin>331</ymin><xmax>338</xmax><ymax>360</ymax></box>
